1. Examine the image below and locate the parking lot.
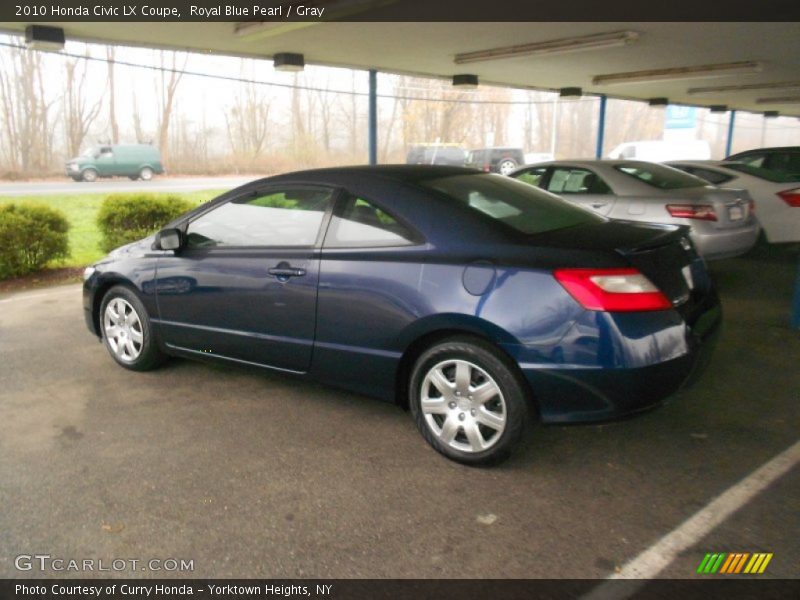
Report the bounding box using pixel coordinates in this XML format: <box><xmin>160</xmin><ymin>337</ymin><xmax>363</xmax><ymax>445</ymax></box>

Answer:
<box><xmin>0</xmin><ymin>245</ymin><xmax>797</xmax><ymax>580</ymax></box>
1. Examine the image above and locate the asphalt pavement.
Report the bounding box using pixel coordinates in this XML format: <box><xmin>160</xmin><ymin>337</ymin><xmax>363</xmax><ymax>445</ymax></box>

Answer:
<box><xmin>0</xmin><ymin>246</ymin><xmax>797</xmax><ymax>580</ymax></box>
<box><xmin>0</xmin><ymin>176</ymin><xmax>258</xmax><ymax>197</ymax></box>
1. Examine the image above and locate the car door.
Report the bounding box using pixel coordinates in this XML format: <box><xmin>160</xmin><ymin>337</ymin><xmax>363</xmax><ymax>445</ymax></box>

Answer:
<box><xmin>153</xmin><ymin>185</ymin><xmax>337</xmax><ymax>373</ymax></box>
<box><xmin>545</xmin><ymin>166</ymin><xmax>616</xmax><ymax>216</ymax></box>
<box><xmin>94</xmin><ymin>146</ymin><xmax>115</xmax><ymax>176</ymax></box>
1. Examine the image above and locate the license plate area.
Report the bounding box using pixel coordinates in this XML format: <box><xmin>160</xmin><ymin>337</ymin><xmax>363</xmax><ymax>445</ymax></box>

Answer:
<box><xmin>728</xmin><ymin>205</ymin><xmax>744</xmax><ymax>221</ymax></box>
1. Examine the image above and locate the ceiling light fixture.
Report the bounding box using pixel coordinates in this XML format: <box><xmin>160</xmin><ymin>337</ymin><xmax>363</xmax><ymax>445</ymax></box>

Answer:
<box><xmin>593</xmin><ymin>61</ymin><xmax>762</xmax><ymax>86</ymax></box>
<box><xmin>454</xmin><ymin>30</ymin><xmax>639</xmax><ymax>65</ymax></box>
<box><xmin>687</xmin><ymin>81</ymin><xmax>800</xmax><ymax>95</ymax></box>
<box><xmin>763</xmin><ymin>111</ymin><xmax>779</xmax><ymax>118</ymax></box>
<box><xmin>452</xmin><ymin>74</ymin><xmax>479</xmax><ymax>89</ymax></box>
<box><xmin>648</xmin><ymin>97</ymin><xmax>669</xmax><ymax>107</ymax></box>
<box><xmin>273</xmin><ymin>52</ymin><xmax>305</xmax><ymax>72</ymax></box>
<box><xmin>559</xmin><ymin>87</ymin><xmax>583</xmax><ymax>99</ymax></box>
<box><xmin>756</xmin><ymin>96</ymin><xmax>800</xmax><ymax>105</ymax></box>
<box><xmin>709</xmin><ymin>105</ymin><xmax>728</xmax><ymax>113</ymax></box>
<box><xmin>25</xmin><ymin>25</ymin><xmax>65</xmax><ymax>51</ymax></box>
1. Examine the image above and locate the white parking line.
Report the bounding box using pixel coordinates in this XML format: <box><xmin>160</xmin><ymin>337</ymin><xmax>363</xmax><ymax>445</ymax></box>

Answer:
<box><xmin>583</xmin><ymin>439</ymin><xmax>800</xmax><ymax>599</ymax></box>
<box><xmin>0</xmin><ymin>285</ymin><xmax>80</xmax><ymax>304</ymax></box>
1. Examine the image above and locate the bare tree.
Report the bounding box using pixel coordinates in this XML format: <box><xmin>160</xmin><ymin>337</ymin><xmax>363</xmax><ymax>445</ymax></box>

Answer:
<box><xmin>106</xmin><ymin>46</ymin><xmax>119</xmax><ymax>144</ymax></box>
<box><xmin>225</xmin><ymin>72</ymin><xmax>272</xmax><ymax>163</ymax></box>
<box><xmin>63</xmin><ymin>47</ymin><xmax>103</xmax><ymax>157</ymax></box>
<box><xmin>0</xmin><ymin>46</ymin><xmax>56</xmax><ymax>172</ymax></box>
<box><xmin>155</xmin><ymin>50</ymin><xmax>187</xmax><ymax>164</ymax></box>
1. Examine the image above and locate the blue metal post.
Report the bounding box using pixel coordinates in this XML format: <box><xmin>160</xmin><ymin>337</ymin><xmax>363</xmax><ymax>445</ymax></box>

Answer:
<box><xmin>595</xmin><ymin>95</ymin><xmax>607</xmax><ymax>159</ymax></box>
<box><xmin>368</xmin><ymin>69</ymin><xmax>377</xmax><ymax>165</ymax></box>
<box><xmin>725</xmin><ymin>110</ymin><xmax>736</xmax><ymax>157</ymax></box>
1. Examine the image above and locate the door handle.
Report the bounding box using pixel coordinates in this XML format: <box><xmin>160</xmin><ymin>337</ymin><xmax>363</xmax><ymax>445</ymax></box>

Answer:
<box><xmin>268</xmin><ymin>266</ymin><xmax>306</xmax><ymax>279</ymax></box>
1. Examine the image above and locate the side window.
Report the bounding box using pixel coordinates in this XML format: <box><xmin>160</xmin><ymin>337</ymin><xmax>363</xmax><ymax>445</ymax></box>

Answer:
<box><xmin>692</xmin><ymin>168</ymin><xmax>733</xmax><ymax>185</ymax></box>
<box><xmin>547</xmin><ymin>168</ymin><xmax>611</xmax><ymax>194</ymax></box>
<box><xmin>324</xmin><ymin>195</ymin><xmax>417</xmax><ymax>248</ymax></box>
<box><xmin>738</xmin><ymin>153</ymin><xmax>765</xmax><ymax>168</ymax></box>
<box><xmin>185</xmin><ymin>188</ymin><xmax>334</xmax><ymax>248</ymax></box>
<box><xmin>515</xmin><ymin>167</ymin><xmax>547</xmax><ymax>187</ymax></box>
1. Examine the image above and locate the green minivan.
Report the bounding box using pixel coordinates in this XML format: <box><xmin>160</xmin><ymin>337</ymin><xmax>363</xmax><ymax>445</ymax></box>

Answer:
<box><xmin>65</xmin><ymin>144</ymin><xmax>165</xmax><ymax>182</ymax></box>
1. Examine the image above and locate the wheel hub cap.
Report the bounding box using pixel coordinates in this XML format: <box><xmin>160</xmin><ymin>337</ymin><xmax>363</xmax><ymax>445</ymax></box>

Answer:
<box><xmin>419</xmin><ymin>359</ymin><xmax>507</xmax><ymax>453</ymax></box>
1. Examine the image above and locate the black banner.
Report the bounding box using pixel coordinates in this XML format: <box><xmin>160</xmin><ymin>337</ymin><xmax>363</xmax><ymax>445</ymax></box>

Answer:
<box><xmin>1</xmin><ymin>0</ymin><xmax>800</xmax><ymax>22</ymax></box>
<box><xmin>2</xmin><ymin>579</ymin><xmax>800</xmax><ymax>600</ymax></box>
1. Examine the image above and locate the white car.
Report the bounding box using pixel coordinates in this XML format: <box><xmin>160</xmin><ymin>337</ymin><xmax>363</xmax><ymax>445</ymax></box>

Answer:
<box><xmin>668</xmin><ymin>160</ymin><xmax>800</xmax><ymax>243</ymax></box>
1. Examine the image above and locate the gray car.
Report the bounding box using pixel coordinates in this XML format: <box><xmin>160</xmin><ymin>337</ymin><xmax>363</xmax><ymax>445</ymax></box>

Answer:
<box><xmin>510</xmin><ymin>160</ymin><xmax>759</xmax><ymax>260</ymax></box>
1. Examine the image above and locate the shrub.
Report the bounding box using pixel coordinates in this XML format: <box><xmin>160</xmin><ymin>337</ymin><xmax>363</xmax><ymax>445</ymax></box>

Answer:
<box><xmin>97</xmin><ymin>194</ymin><xmax>193</xmax><ymax>253</ymax></box>
<box><xmin>0</xmin><ymin>204</ymin><xmax>70</xmax><ymax>279</ymax></box>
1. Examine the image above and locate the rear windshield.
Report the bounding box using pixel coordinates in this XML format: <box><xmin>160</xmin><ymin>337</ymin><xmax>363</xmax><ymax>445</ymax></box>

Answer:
<box><xmin>723</xmin><ymin>162</ymin><xmax>800</xmax><ymax>183</ymax></box>
<box><xmin>421</xmin><ymin>173</ymin><xmax>603</xmax><ymax>235</ymax></box>
<box><xmin>615</xmin><ymin>162</ymin><xmax>708</xmax><ymax>190</ymax></box>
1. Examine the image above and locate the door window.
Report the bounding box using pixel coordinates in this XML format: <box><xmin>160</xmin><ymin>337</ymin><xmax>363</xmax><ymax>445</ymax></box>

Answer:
<box><xmin>547</xmin><ymin>168</ymin><xmax>611</xmax><ymax>194</ymax></box>
<box><xmin>185</xmin><ymin>188</ymin><xmax>334</xmax><ymax>248</ymax></box>
<box><xmin>514</xmin><ymin>167</ymin><xmax>547</xmax><ymax>187</ymax></box>
<box><xmin>324</xmin><ymin>196</ymin><xmax>418</xmax><ymax>248</ymax></box>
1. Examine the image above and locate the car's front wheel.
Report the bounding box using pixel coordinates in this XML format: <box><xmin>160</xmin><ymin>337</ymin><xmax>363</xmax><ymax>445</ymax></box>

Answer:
<box><xmin>139</xmin><ymin>167</ymin><xmax>154</xmax><ymax>181</ymax></box>
<box><xmin>81</xmin><ymin>168</ymin><xmax>98</xmax><ymax>182</ymax></box>
<box><xmin>410</xmin><ymin>337</ymin><xmax>529</xmax><ymax>465</ymax></box>
<box><xmin>100</xmin><ymin>286</ymin><xmax>166</xmax><ymax>371</ymax></box>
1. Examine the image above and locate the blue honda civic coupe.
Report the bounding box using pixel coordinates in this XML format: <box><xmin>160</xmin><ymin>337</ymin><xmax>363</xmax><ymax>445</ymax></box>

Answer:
<box><xmin>83</xmin><ymin>166</ymin><xmax>721</xmax><ymax>465</ymax></box>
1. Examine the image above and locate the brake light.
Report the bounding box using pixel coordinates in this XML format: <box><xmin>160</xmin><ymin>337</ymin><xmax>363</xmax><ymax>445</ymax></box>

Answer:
<box><xmin>777</xmin><ymin>188</ymin><xmax>800</xmax><ymax>207</ymax></box>
<box><xmin>749</xmin><ymin>199</ymin><xmax>755</xmax><ymax>213</ymax></box>
<box><xmin>666</xmin><ymin>204</ymin><xmax>717</xmax><ymax>221</ymax></box>
<box><xmin>554</xmin><ymin>268</ymin><xmax>672</xmax><ymax>312</ymax></box>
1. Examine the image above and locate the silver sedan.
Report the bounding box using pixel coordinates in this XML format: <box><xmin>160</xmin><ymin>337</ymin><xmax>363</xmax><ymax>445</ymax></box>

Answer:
<box><xmin>510</xmin><ymin>160</ymin><xmax>759</xmax><ymax>260</ymax></box>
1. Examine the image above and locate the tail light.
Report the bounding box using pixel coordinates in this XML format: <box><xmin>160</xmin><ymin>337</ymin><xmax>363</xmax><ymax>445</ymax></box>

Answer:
<box><xmin>777</xmin><ymin>188</ymin><xmax>800</xmax><ymax>207</ymax></box>
<box><xmin>749</xmin><ymin>199</ymin><xmax>756</xmax><ymax>213</ymax></box>
<box><xmin>554</xmin><ymin>268</ymin><xmax>672</xmax><ymax>312</ymax></box>
<box><xmin>666</xmin><ymin>204</ymin><xmax>717</xmax><ymax>221</ymax></box>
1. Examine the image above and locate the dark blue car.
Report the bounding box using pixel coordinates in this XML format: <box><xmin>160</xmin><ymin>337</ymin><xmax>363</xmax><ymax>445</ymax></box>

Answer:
<box><xmin>83</xmin><ymin>166</ymin><xmax>721</xmax><ymax>465</ymax></box>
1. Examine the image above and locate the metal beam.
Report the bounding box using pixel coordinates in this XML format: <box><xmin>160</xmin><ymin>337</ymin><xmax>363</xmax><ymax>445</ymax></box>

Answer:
<box><xmin>368</xmin><ymin>69</ymin><xmax>377</xmax><ymax>165</ymax></box>
<box><xmin>725</xmin><ymin>110</ymin><xmax>736</xmax><ymax>157</ymax></box>
<box><xmin>595</xmin><ymin>95</ymin><xmax>607</xmax><ymax>159</ymax></box>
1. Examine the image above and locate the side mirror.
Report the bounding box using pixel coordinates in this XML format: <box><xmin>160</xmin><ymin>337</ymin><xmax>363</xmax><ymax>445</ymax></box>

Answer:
<box><xmin>155</xmin><ymin>228</ymin><xmax>182</xmax><ymax>251</ymax></box>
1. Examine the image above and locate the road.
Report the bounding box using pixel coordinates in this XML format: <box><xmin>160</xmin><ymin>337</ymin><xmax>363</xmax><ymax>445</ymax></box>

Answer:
<box><xmin>0</xmin><ymin>176</ymin><xmax>258</xmax><ymax>197</ymax></box>
<box><xmin>0</xmin><ymin>247</ymin><xmax>798</xmax><ymax>582</ymax></box>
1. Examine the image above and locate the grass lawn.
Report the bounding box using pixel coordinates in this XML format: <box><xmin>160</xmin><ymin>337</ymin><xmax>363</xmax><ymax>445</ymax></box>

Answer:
<box><xmin>0</xmin><ymin>190</ymin><xmax>225</xmax><ymax>268</ymax></box>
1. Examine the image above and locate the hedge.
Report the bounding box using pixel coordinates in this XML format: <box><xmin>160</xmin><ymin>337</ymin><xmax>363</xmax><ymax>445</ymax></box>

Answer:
<box><xmin>0</xmin><ymin>204</ymin><xmax>70</xmax><ymax>279</ymax></box>
<box><xmin>97</xmin><ymin>193</ymin><xmax>193</xmax><ymax>253</ymax></box>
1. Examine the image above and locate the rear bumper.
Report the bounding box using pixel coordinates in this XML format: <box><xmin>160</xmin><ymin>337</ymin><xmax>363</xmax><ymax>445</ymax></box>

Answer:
<box><xmin>507</xmin><ymin>296</ymin><xmax>722</xmax><ymax>424</ymax></box>
<box><xmin>691</xmin><ymin>222</ymin><xmax>759</xmax><ymax>260</ymax></box>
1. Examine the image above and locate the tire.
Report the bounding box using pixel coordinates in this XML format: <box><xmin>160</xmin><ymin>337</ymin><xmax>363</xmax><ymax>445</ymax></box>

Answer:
<box><xmin>409</xmin><ymin>336</ymin><xmax>529</xmax><ymax>466</ymax></box>
<box><xmin>498</xmin><ymin>159</ymin><xmax>518</xmax><ymax>175</ymax></box>
<box><xmin>99</xmin><ymin>285</ymin><xmax>166</xmax><ymax>371</ymax></box>
<box><xmin>128</xmin><ymin>175</ymin><xmax>139</xmax><ymax>181</ymax></box>
<box><xmin>139</xmin><ymin>167</ymin><xmax>154</xmax><ymax>181</ymax></box>
<box><xmin>81</xmin><ymin>168</ymin><xmax>98</xmax><ymax>182</ymax></box>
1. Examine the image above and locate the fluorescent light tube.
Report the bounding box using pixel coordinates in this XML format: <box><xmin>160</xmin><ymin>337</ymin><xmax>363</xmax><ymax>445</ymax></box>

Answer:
<box><xmin>454</xmin><ymin>31</ymin><xmax>639</xmax><ymax>65</ymax></box>
<box><xmin>593</xmin><ymin>61</ymin><xmax>762</xmax><ymax>86</ymax></box>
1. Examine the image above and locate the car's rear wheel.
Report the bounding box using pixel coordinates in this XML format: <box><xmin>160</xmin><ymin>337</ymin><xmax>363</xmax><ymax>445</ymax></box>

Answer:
<box><xmin>139</xmin><ymin>167</ymin><xmax>154</xmax><ymax>181</ymax></box>
<box><xmin>100</xmin><ymin>286</ymin><xmax>165</xmax><ymax>371</ymax></box>
<box><xmin>410</xmin><ymin>337</ymin><xmax>529</xmax><ymax>465</ymax></box>
<box><xmin>498</xmin><ymin>159</ymin><xmax>518</xmax><ymax>175</ymax></box>
<box><xmin>128</xmin><ymin>175</ymin><xmax>139</xmax><ymax>181</ymax></box>
<box><xmin>81</xmin><ymin>168</ymin><xmax>98</xmax><ymax>182</ymax></box>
